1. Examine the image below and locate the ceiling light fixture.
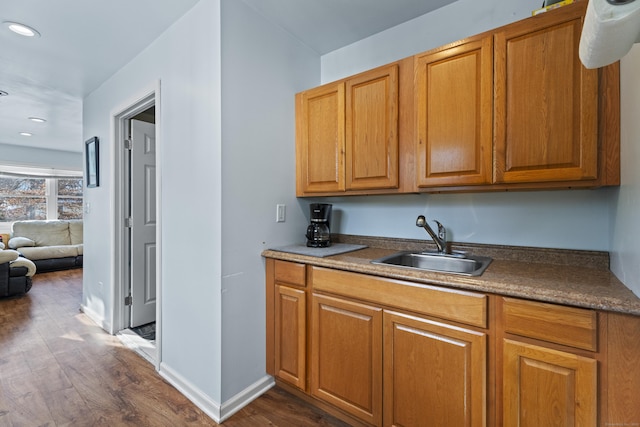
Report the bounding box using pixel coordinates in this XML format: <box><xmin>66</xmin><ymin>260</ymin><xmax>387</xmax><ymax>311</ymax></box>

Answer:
<box><xmin>19</xmin><ymin>132</ymin><xmax>33</xmax><ymax>137</ymax></box>
<box><xmin>28</xmin><ymin>117</ymin><xmax>47</xmax><ymax>123</ymax></box>
<box><xmin>3</xmin><ymin>21</ymin><xmax>40</xmax><ymax>38</ymax></box>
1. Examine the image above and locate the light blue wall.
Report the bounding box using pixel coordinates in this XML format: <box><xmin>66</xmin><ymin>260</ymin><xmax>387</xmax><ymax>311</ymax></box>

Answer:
<box><xmin>220</xmin><ymin>0</ymin><xmax>319</xmax><ymax>401</ymax></box>
<box><xmin>314</xmin><ymin>190</ymin><xmax>614</xmax><ymax>251</ymax></box>
<box><xmin>83</xmin><ymin>0</ymin><xmax>223</xmax><ymax>403</ymax></box>
<box><xmin>321</xmin><ymin>0</ymin><xmax>536</xmax><ymax>83</ymax></box>
<box><xmin>0</xmin><ymin>143</ymin><xmax>82</xmax><ymax>170</ymax></box>
<box><xmin>610</xmin><ymin>45</ymin><xmax>640</xmax><ymax>296</ymax></box>
<box><xmin>82</xmin><ymin>0</ymin><xmax>322</xmax><ymax>413</ymax></box>
<box><xmin>316</xmin><ymin>0</ymin><xmax>615</xmax><ymax>252</ymax></box>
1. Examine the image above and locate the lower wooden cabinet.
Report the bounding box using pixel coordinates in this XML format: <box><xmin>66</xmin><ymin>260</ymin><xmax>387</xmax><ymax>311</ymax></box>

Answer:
<box><xmin>309</xmin><ymin>294</ymin><xmax>487</xmax><ymax>427</ymax></box>
<box><xmin>383</xmin><ymin>311</ymin><xmax>487</xmax><ymax>427</ymax></box>
<box><xmin>274</xmin><ymin>284</ymin><xmax>306</xmax><ymax>390</ymax></box>
<box><xmin>499</xmin><ymin>297</ymin><xmax>599</xmax><ymax>426</ymax></box>
<box><xmin>266</xmin><ymin>260</ymin><xmax>640</xmax><ymax>426</ymax></box>
<box><xmin>310</xmin><ymin>293</ymin><xmax>383</xmax><ymax>425</ymax></box>
<box><xmin>266</xmin><ymin>260</ymin><xmax>308</xmax><ymax>390</ymax></box>
<box><xmin>502</xmin><ymin>339</ymin><xmax>597</xmax><ymax>426</ymax></box>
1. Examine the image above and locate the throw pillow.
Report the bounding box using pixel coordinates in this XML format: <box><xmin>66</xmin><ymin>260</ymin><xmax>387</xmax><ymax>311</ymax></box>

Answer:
<box><xmin>9</xmin><ymin>237</ymin><xmax>36</xmax><ymax>249</ymax></box>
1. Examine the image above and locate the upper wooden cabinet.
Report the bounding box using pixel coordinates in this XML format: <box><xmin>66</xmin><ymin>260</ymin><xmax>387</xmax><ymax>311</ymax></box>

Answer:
<box><xmin>346</xmin><ymin>65</ymin><xmax>399</xmax><ymax>191</ymax></box>
<box><xmin>415</xmin><ymin>36</ymin><xmax>493</xmax><ymax>187</ymax></box>
<box><xmin>295</xmin><ymin>1</ymin><xmax>619</xmax><ymax>195</ymax></box>
<box><xmin>494</xmin><ymin>2</ymin><xmax>599</xmax><ymax>184</ymax></box>
<box><xmin>296</xmin><ymin>60</ymin><xmax>413</xmax><ymax>196</ymax></box>
<box><xmin>296</xmin><ymin>82</ymin><xmax>345</xmax><ymax>194</ymax></box>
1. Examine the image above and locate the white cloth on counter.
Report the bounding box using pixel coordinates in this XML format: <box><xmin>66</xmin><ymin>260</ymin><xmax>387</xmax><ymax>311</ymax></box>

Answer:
<box><xmin>269</xmin><ymin>243</ymin><xmax>367</xmax><ymax>258</ymax></box>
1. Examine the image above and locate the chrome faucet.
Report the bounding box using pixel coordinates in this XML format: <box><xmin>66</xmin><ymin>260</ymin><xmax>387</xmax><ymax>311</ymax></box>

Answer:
<box><xmin>416</xmin><ymin>215</ymin><xmax>448</xmax><ymax>253</ymax></box>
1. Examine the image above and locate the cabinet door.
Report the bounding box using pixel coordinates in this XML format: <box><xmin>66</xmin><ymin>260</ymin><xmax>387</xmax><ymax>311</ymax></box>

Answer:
<box><xmin>274</xmin><ymin>285</ymin><xmax>306</xmax><ymax>390</ymax></box>
<box><xmin>494</xmin><ymin>4</ymin><xmax>598</xmax><ymax>184</ymax></box>
<box><xmin>311</xmin><ymin>293</ymin><xmax>382</xmax><ymax>426</ymax></box>
<box><xmin>503</xmin><ymin>339</ymin><xmax>597</xmax><ymax>427</ymax></box>
<box><xmin>415</xmin><ymin>36</ymin><xmax>493</xmax><ymax>187</ymax></box>
<box><xmin>296</xmin><ymin>82</ymin><xmax>345</xmax><ymax>194</ymax></box>
<box><xmin>346</xmin><ymin>64</ymin><xmax>399</xmax><ymax>190</ymax></box>
<box><xmin>384</xmin><ymin>311</ymin><xmax>487</xmax><ymax>427</ymax></box>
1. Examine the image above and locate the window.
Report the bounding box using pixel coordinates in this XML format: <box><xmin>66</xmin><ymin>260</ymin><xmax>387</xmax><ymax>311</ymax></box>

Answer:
<box><xmin>0</xmin><ymin>167</ymin><xmax>83</xmax><ymax>222</ymax></box>
<box><xmin>0</xmin><ymin>176</ymin><xmax>47</xmax><ymax>221</ymax></box>
<box><xmin>57</xmin><ymin>178</ymin><xmax>83</xmax><ymax>219</ymax></box>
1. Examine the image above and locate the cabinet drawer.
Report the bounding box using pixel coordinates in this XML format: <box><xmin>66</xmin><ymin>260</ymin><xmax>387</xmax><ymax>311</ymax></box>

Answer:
<box><xmin>502</xmin><ymin>297</ymin><xmax>597</xmax><ymax>351</ymax></box>
<box><xmin>274</xmin><ymin>260</ymin><xmax>306</xmax><ymax>287</ymax></box>
<box><xmin>311</xmin><ymin>267</ymin><xmax>487</xmax><ymax>328</ymax></box>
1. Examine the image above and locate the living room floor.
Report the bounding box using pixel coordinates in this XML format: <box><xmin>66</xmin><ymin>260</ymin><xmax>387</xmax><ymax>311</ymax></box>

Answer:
<box><xmin>0</xmin><ymin>269</ymin><xmax>348</xmax><ymax>426</ymax></box>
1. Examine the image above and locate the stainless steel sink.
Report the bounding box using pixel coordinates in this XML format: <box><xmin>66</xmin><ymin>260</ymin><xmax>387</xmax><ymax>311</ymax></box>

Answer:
<box><xmin>371</xmin><ymin>251</ymin><xmax>492</xmax><ymax>276</ymax></box>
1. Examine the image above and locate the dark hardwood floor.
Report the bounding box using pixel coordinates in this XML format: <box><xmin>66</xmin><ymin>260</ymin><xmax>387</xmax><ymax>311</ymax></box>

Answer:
<box><xmin>0</xmin><ymin>269</ymin><xmax>349</xmax><ymax>426</ymax></box>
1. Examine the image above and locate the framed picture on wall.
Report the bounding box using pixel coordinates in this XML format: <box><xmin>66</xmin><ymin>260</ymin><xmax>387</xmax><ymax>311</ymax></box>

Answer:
<box><xmin>85</xmin><ymin>136</ymin><xmax>99</xmax><ymax>188</ymax></box>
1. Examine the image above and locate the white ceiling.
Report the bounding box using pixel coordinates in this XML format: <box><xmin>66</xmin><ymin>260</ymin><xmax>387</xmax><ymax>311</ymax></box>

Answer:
<box><xmin>0</xmin><ymin>0</ymin><xmax>457</xmax><ymax>155</ymax></box>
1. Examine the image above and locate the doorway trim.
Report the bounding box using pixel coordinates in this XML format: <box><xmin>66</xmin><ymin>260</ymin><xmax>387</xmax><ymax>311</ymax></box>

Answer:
<box><xmin>111</xmin><ymin>80</ymin><xmax>162</xmax><ymax>369</ymax></box>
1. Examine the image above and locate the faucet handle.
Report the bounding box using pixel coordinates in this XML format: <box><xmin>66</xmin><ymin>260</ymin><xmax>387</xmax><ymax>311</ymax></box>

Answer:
<box><xmin>434</xmin><ymin>220</ymin><xmax>446</xmax><ymax>242</ymax></box>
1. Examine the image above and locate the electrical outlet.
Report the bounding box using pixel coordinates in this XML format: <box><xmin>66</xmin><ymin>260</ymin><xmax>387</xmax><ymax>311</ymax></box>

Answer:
<box><xmin>276</xmin><ymin>204</ymin><xmax>286</xmax><ymax>222</ymax></box>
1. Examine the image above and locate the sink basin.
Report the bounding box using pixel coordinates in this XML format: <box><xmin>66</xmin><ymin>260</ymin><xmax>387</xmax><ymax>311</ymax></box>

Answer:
<box><xmin>371</xmin><ymin>251</ymin><xmax>492</xmax><ymax>276</ymax></box>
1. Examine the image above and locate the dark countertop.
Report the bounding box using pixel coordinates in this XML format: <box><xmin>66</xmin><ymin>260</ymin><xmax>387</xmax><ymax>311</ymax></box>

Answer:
<box><xmin>262</xmin><ymin>235</ymin><xmax>640</xmax><ymax>316</ymax></box>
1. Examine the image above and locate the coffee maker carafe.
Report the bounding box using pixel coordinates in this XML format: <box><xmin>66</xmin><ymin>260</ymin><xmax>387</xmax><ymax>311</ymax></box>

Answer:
<box><xmin>306</xmin><ymin>203</ymin><xmax>332</xmax><ymax>247</ymax></box>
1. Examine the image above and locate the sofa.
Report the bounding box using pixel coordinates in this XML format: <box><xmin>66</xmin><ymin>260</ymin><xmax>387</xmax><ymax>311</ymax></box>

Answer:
<box><xmin>8</xmin><ymin>220</ymin><xmax>83</xmax><ymax>272</ymax></box>
<box><xmin>0</xmin><ymin>249</ymin><xmax>36</xmax><ymax>297</ymax></box>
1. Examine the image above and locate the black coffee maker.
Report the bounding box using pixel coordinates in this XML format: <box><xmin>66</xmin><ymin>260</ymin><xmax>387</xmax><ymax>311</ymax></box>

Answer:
<box><xmin>306</xmin><ymin>203</ymin><xmax>332</xmax><ymax>247</ymax></box>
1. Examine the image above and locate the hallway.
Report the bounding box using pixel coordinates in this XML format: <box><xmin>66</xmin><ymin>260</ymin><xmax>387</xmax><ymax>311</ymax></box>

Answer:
<box><xmin>0</xmin><ymin>269</ymin><xmax>347</xmax><ymax>426</ymax></box>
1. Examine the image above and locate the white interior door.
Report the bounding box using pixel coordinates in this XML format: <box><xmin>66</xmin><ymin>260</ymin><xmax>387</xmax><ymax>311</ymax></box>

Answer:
<box><xmin>130</xmin><ymin>119</ymin><xmax>157</xmax><ymax>327</ymax></box>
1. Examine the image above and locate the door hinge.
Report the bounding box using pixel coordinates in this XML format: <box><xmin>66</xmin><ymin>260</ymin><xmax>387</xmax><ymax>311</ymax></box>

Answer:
<box><xmin>124</xmin><ymin>139</ymin><xmax>133</xmax><ymax>150</ymax></box>
<box><xmin>125</xmin><ymin>217</ymin><xmax>133</xmax><ymax>228</ymax></box>
<box><xmin>125</xmin><ymin>295</ymin><xmax>133</xmax><ymax>306</ymax></box>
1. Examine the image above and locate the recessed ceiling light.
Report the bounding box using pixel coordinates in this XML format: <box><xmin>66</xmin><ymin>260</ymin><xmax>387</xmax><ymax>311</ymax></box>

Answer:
<box><xmin>19</xmin><ymin>132</ymin><xmax>33</xmax><ymax>137</ymax></box>
<box><xmin>28</xmin><ymin>117</ymin><xmax>46</xmax><ymax>123</ymax></box>
<box><xmin>3</xmin><ymin>21</ymin><xmax>40</xmax><ymax>38</ymax></box>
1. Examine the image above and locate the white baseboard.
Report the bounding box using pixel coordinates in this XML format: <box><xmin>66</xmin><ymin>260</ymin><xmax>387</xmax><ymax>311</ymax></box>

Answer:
<box><xmin>159</xmin><ymin>362</ymin><xmax>223</xmax><ymax>422</ymax></box>
<box><xmin>158</xmin><ymin>362</ymin><xmax>274</xmax><ymax>424</ymax></box>
<box><xmin>219</xmin><ymin>375</ymin><xmax>275</xmax><ymax>422</ymax></box>
<box><xmin>80</xmin><ymin>304</ymin><xmax>111</xmax><ymax>332</ymax></box>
